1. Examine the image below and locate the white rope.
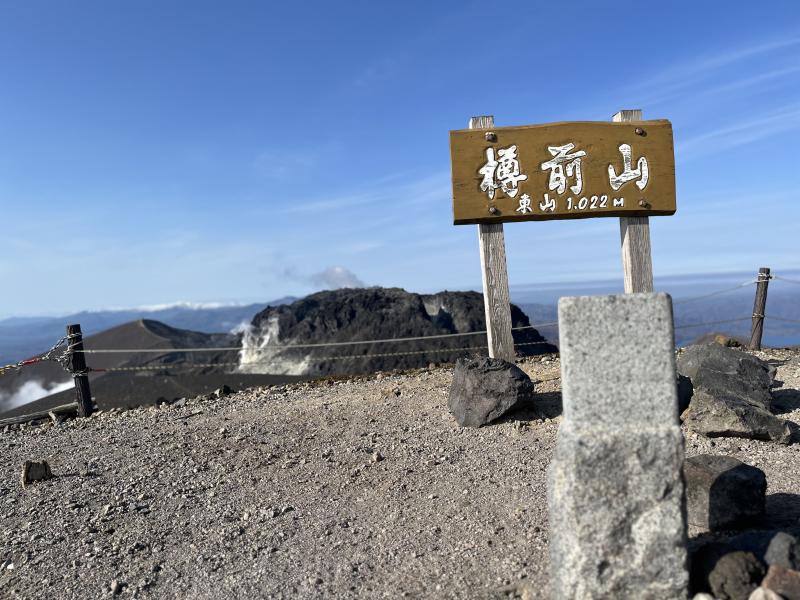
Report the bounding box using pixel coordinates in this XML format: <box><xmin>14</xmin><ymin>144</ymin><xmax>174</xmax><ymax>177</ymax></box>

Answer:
<box><xmin>672</xmin><ymin>280</ymin><xmax>757</xmax><ymax>305</ymax></box>
<box><xmin>773</xmin><ymin>275</ymin><xmax>800</xmax><ymax>285</ymax></box>
<box><xmin>766</xmin><ymin>315</ymin><xmax>800</xmax><ymax>325</ymax></box>
<box><xmin>674</xmin><ymin>317</ymin><xmax>752</xmax><ymax>330</ymax></box>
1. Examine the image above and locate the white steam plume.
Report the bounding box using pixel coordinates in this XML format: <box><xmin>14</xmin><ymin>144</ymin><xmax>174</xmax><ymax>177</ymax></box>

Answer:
<box><xmin>0</xmin><ymin>379</ymin><xmax>73</xmax><ymax>411</ymax></box>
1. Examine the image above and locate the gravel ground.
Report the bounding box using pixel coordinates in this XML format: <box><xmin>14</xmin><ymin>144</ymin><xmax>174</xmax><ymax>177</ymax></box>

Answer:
<box><xmin>1</xmin><ymin>350</ymin><xmax>799</xmax><ymax>599</ymax></box>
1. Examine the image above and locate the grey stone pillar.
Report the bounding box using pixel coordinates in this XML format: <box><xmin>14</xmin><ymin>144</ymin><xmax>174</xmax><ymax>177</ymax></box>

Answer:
<box><xmin>548</xmin><ymin>293</ymin><xmax>688</xmax><ymax>599</ymax></box>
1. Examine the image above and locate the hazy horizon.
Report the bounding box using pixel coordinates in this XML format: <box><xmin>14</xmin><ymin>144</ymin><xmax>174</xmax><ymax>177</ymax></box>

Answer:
<box><xmin>2</xmin><ymin>266</ymin><xmax>798</xmax><ymax>321</ymax></box>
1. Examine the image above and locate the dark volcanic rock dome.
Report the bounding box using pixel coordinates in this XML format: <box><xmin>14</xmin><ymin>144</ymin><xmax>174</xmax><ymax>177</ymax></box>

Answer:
<box><xmin>240</xmin><ymin>288</ymin><xmax>556</xmax><ymax>376</ymax></box>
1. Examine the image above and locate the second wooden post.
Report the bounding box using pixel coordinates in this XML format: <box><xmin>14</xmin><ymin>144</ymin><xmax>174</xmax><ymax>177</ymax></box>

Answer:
<box><xmin>614</xmin><ymin>109</ymin><xmax>655</xmax><ymax>294</ymax></box>
<box><xmin>749</xmin><ymin>267</ymin><xmax>771</xmax><ymax>351</ymax></box>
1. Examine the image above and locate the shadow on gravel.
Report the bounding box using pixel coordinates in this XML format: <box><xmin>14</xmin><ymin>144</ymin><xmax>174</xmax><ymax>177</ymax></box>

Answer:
<box><xmin>496</xmin><ymin>391</ymin><xmax>563</xmax><ymax>424</ymax></box>
<box><xmin>759</xmin><ymin>492</ymin><xmax>800</xmax><ymax>535</ymax></box>
<box><xmin>688</xmin><ymin>493</ymin><xmax>800</xmax><ymax>555</ymax></box>
<box><xmin>772</xmin><ymin>388</ymin><xmax>800</xmax><ymax>415</ymax></box>
<box><xmin>56</xmin><ymin>471</ymin><xmax>100</xmax><ymax>479</ymax></box>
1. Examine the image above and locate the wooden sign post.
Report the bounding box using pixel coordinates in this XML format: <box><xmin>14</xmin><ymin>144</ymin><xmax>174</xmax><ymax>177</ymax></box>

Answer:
<box><xmin>451</xmin><ymin>110</ymin><xmax>675</xmax><ymax>356</ymax></box>
<box><xmin>469</xmin><ymin>116</ymin><xmax>515</xmax><ymax>361</ymax></box>
<box><xmin>615</xmin><ymin>110</ymin><xmax>654</xmax><ymax>293</ymax></box>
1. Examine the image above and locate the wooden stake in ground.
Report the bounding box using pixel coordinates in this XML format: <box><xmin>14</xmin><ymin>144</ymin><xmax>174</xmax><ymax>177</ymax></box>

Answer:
<box><xmin>614</xmin><ymin>109</ymin><xmax>654</xmax><ymax>294</ymax></box>
<box><xmin>469</xmin><ymin>116</ymin><xmax>515</xmax><ymax>361</ymax></box>
<box><xmin>749</xmin><ymin>267</ymin><xmax>771</xmax><ymax>350</ymax></box>
<box><xmin>66</xmin><ymin>324</ymin><xmax>94</xmax><ymax>417</ymax></box>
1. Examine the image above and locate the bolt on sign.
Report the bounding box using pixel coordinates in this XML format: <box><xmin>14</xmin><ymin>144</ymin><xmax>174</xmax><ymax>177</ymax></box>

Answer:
<box><xmin>449</xmin><ymin>120</ymin><xmax>676</xmax><ymax>224</ymax></box>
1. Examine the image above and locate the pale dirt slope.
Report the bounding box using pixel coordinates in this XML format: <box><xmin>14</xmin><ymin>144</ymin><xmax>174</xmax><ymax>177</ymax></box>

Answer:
<box><xmin>1</xmin><ymin>350</ymin><xmax>799</xmax><ymax>599</ymax></box>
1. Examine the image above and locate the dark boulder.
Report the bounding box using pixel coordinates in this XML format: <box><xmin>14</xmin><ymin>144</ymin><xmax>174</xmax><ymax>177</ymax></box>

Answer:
<box><xmin>448</xmin><ymin>357</ymin><xmax>534</xmax><ymax>427</ymax></box>
<box><xmin>678</xmin><ymin>344</ymin><xmax>793</xmax><ymax>443</ymax></box>
<box><xmin>678</xmin><ymin>343</ymin><xmax>775</xmax><ymax>410</ymax></box>
<box><xmin>684</xmin><ymin>455</ymin><xmax>766</xmax><ymax>531</ymax></box>
<box><xmin>683</xmin><ymin>389</ymin><xmax>794</xmax><ymax>444</ymax></box>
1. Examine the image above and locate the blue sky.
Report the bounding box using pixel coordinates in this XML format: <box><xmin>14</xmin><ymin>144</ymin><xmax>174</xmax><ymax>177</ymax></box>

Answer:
<box><xmin>0</xmin><ymin>1</ymin><xmax>798</xmax><ymax>317</ymax></box>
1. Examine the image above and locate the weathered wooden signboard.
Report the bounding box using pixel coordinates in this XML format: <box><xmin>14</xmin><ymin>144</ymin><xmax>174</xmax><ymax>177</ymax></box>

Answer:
<box><xmin>450</xmin><ymin>120</ymin><xmax>675</xmax><ymax>225</ymax></box>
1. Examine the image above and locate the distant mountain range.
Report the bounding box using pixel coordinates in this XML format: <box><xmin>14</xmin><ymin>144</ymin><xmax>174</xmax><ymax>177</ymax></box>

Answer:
<box><xmin>0</xmin><ymin>298</ymin><xmax>295</xmax><ymax>365</ymax></box>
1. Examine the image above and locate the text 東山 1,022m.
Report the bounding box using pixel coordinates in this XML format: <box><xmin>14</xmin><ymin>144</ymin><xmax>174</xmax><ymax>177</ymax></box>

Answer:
<box><xmin>449</xmin><ymin>120</ymin><xmax>676</xmax><ymax>225</ymax></box>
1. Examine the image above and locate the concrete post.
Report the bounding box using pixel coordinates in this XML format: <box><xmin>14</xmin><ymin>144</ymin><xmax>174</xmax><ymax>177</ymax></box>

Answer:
<box><xmin>548</xmin><ymin>293</ymin><xmax>688</xmax><ymax>599</ymax></box>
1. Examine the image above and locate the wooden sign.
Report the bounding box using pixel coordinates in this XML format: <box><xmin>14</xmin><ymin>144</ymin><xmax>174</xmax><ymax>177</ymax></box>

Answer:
<box><xmin>450</xmin><ymin>120</ymin><xmax>675</xmax><ymax>225</ymax></box>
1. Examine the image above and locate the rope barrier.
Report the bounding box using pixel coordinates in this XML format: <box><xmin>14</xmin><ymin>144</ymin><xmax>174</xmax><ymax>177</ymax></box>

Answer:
<box><xmin>90</xmin><ymin>340</ymin><xmax>561</xmax><ymax>373</ymax></box>
<box><xmin>71</xmin><ymin>322</ymin><xmax>561</xmax><ymax>355</ymax></box>
<box><xmin>0</xmin><ymin>336</ymin><xmax>70</xmax><ymax>376</ymax></box>
<box><xmin>773</xmin><ymin>275</ymin><xmax>800</xmax><ymax>286</ymax></box>
<box><xmin>672</xmin><ymin>280</ymin><xmax>757</xmax><ymax>305</ymax></box>
<box><xmin>5</xmin><ymin>300</ymin><xmax>800</xmax><ymax>378</ymax></box>
<box><xmin>766</xmin><ymin>315</ymin><xmax>800</xmax><ymax>325</ymax></box>
<box><xmin>673</xmin><ymin>317</ymin><xmax>752</xmax><ymax>330</ymax></box>
<box><xmin>0</xmin><ymin>326</ymin><xmax>555</xmax><ymax>376</ymax></box>
<box><xmin>90</xmin><ymin>345</ymin><xmax>498</xmax><ymax>372</ymax></box>
<box><xmin>0</xmin><ymin>357</ymin><xmax>46</xmax><ymax>376</ymax></box>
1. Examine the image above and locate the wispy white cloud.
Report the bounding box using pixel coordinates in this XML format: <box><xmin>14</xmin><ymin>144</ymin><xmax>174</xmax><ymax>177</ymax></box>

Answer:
<box><xmin>353</xmin><ymin>56</ymin><xmax>401</xmax><ymax>89</ymax></box>
<box><xmin>340</xmin><ymin>240</ymin><xmax>385</xmax><ymax>254</ymax></box>
<box><xmin>253</xmin><ymin>148</ymin><xmax>318</xmax><ymax>179</ymax></box>
<box><xmin>623</xmin><ymin>34</ymin><xmax>800</xmax><ymax>107</ymax></box>
<box><xmin>280</xmin><ymin>189</ymin><xmax>379</xmax><ymax>213</ymax></box>
<box><xmin>648</xmin><ymin>36</ymin><xmax>800</xmax><ymax>84</ymax></box>
<box><xmin>674</xmin><ymin>190</ymin><xmax>787</xmax><ymax>216</ymax></box>
<box><xmin>676</xmin><ymin>106</ymin><xmax>800</xmax><ymax>158</ymax></box>
<box><xmin>691</xmin><ymin>66</ymin><xmax>800</xmax><ymax>99</ymax></box>
<box><xmin>280</xmin><ymin>169</ymin><xmax>450</xmax><ymax>214</ymax></box>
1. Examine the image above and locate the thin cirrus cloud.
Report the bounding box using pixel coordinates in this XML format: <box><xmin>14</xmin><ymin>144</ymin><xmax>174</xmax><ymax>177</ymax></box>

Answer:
<box><xmin>689</xmin><ymin>65</ymin><xmax>800</xmax><ymax>99</ymax></box>
<box><xmin>675</xmin><ymin>106</ymin><xmax>800</xmax><ymax>159</ymax></box>
<box><xmin>279</xmin><ymin>170</ymin><xmax>451</xmax><ymax>214</ymax></box>
<box><xmin>622</xmin><ymin>34</ymin><xmax>800</xmax><ymax>107</ymax></box>
<box><xmin>253</xmin><ymin>149</ymin><xmax>318</xmax><ymax>179</ymax></box>
<box><xmin>340</xmin><ymin>240</ymin><xmax>385</xmax><ymax>254</ymax></box>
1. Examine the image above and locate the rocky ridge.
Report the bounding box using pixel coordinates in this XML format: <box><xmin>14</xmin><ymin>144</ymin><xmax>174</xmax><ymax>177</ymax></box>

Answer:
<box><xmin>239</xmin><ymin>288</ymin><xmax>556</xmax><ymax>377</ymax></box>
